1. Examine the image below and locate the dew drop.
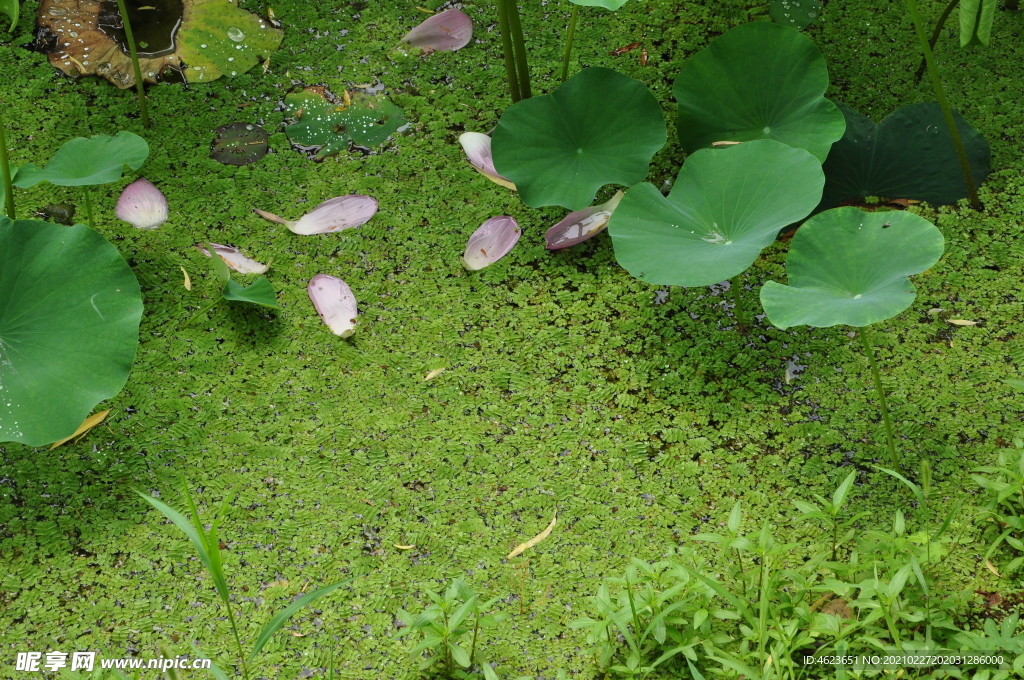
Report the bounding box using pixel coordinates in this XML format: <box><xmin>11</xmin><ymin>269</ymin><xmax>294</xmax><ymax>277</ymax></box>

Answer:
<box><xmin>227</xmin><ymin>27</ymin><xmax>245</xmax><ymax>42</ymax></box>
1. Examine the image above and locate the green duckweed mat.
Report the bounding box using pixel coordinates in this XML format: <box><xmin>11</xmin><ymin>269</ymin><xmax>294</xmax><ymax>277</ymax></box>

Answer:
<box><xmin>2</xmin><ymin>0</ymin><xmax>1024</xmax><ymax>677</ymax></box>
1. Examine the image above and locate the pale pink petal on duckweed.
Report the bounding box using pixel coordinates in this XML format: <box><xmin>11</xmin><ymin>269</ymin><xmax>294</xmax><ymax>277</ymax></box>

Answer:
<box><xmin>199</xmin><ymin>243</ymin><xmax>269</xmax><ymax>274</ymax></box>
<box><xmin>308</xmin><ymin>274</ymin><xmax>358</xmax><ymax>338</ymax></box>
<box><xmin>459</xmin><ymin>132</ymin><xmax>516</xmax><ymax>190</ymax></box>
<box><xmin>461</xmin><ymin>216</ymin><xmax>520</xmax><ymax>271</ymax></box>
<box><xmin>545</xmin><ymin>191</ymin><xmax>624</xmax><ymax>250</ymax></box>
<box><xmin>116</xmin><ymin>177</ymin><xmax>168</xmax><ymax>229</ymax></box>
<box><xmin>401</xmin><ymin>9</ymin><xmax>473</xmax><ymax>52</ymax></box>
<box><xmin>255</xmin><ymin>195</ymin><xmax>378</xmax><ymax>235</ymax></box>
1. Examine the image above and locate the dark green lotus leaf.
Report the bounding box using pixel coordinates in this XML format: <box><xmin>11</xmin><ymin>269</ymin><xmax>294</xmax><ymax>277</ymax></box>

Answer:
<box><xmin>608</xmin><ymin>140</ymin><xmax>824</xmax><ymax>287</ymax></box>
<box><xmin>175</xmin><ymin>0</ymin><xmax>284</xmax><ymax>83</ymax></box>
<box><xmin>769</xmin><ymin>0</ymin><xmax>822</xmax><ymax>30</ymax></box>
<box><xmin>211</xmin><ymin>122</ymin><xmax>269</xmax><ymax>166</ymax></box>
<box><xmin>960</xmin><ymin>0</ymin><xmax>996</xmax><ymax>47</ymax></box>
<box><xmin>492</xmin><ymin>66</ymin><xmax>667</xmax><ymax>210</ymax></box>
<box><xmin>760</xmin><ymin>207</ymin><xmax>944</xmax><ymax>329</ymax></box>
<box><xmin>820</xmin><ymin>102</ymin><xmax>991</xmax><ymax>209</ymax></box>
<box><xmin>0</xmin><ymin>217</ymin><xmax>142</xmax><ymax>446</ymax></box>
<box><xmin>210</xmin><ymin>245</ymin><xmax>279</xmax><ymax>308</ymax></box>
<box><xmin>14</xmin><ymin>132</ymin><xmax>149</xmax><ymax>187</ymax></box>
<box><xmin>284</xmin><ymin>88</ymin><xmax>407</xmax><ymax>160</ymax></box>
<box><xmin>1</xmin><ymin>0</ymin><xmax>17</xmax><ymax>32</ymax></box>
<box><xmin>673</xmin><ymin>22</ymin><xmax>844</xmax><ymax>161</ymax></box>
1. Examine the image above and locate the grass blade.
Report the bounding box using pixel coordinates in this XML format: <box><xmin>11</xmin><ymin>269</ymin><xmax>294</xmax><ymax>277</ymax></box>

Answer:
<box><xmin>249</xmin><ymin>580</ymin><xmax>352</xmax><ymax>661</ymax></box>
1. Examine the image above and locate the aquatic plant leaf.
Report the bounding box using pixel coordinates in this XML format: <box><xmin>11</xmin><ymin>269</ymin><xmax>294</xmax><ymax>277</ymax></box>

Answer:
<box><xmin>568</xmin><ymin>0</ymin><xmax>630</xmax><ymax>9</ymax></box>
<box><xmin>820</xmin><ymin>102</ymin><xmax>991</xmax><ymax>209</ymax></box>
<box><xmin>1</xmin><ymin>0</ymin><xmax>17</xmax><ymax>32</ymax></box>
<box><xmin>284</xmin><ymin>88</ymin><xmax>407</xmax><ymax>160</ymax></box>
<box><xmin>211</xmin><ymin>122</ymin><xmax>269</xmax><ymax>166</ymax></box>
<box><xmin>255</xmin><ymin>195</ymin><xmax>378</xmax><ymax>235</ymax></box>
<box><xmin>492</xmin><ymin>66</ymin><xmax>666</xmax><ymax>210</ymax></box>
<box><xmin>209</xmin><ymin>244</ymin><xmax>279</xmax><ymax>308</ymax></box>
<box><xmin>175</xmin><ymin>0</ymin><xmax>283</xmax><ymax>83</ymax></box>
<box><xmin>673</xmin><ymin>22</ymin><xmax>844</xmax><ymax>161</ymax></box>
<box><xmin>459</xmin><ymin>132</ymin><xmax>516</xmax><ymax>190</ymax></box>
<box><xmin>461</xmin><ymin>216</ymin><xmax>521</xmax><ymax>270</ymax></box>
<box><xmin>116</xmin><ymin>177</ymin><xmax>168</xmax><ymax>229</ymax></box>
<box><xmin>760</xmin><ymin>207</ymin><xmax>944</xmax><ymax>329</ymax></box>
<box><xmin>16</xmin><ymin>132</ymin><xmax>149</xmax><ymax>187</ymax></box>
<box><xmin>249</xmin><ymin>580</ymin><xmax>352</xmax><ymax>661</ymax></box>
<box><xmin>307</xmin><ymin>275</ymin><xmax>357</xmax><ymax>338</ymax></box>
<box><xmin>545</xmin><ymin>191</ymin><xmax>623</xmax><ymax>250</ymax></box>
<box><xmin>608</xmin><ymin>140</ymin><xmax>824</xmax><ymax>287</ymax></box>
<box><xmin>200</xmin><ymin>243</ymin><xmax>268</xmax><ymax>274</ymax></box>
<box><xmin>0</xmin><ymin>218</ymin><xmax>142</xmax><ymax>446</ymax></box>
<box><xmin>769</xmin><ymin>0</ymin><xmax>822</xmax><ymax>30</ymax></box>
<box><xmin>960</xmin><ymin>0</ymin><xmax>996</xmax><ymax>47</ymax></box>
<box><xmin>400</xmin><ymin>8</ymin><xmax>472</xmax><ymax>52</ymax></box>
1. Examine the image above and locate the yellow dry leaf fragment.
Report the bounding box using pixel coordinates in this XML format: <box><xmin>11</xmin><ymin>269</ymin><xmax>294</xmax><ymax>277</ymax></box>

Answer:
<box><xmin>290</xmin><ymin>631</ymin><xmax>306</xmax><ymax>637</ymax></box>
<box><xmin>180</xmin><ymin>265</ymin><xmax>192</xmax><ymax>291</ymax></box>
<box><xmin>424</xmin><ymin>368</ymin><xmax>445</xmax><ymax>381</ymax></box>
<box><xmin>506</xmin><ymin>513</ymin><xmax>557</xmax><ymax>559</ymax></box>
<box><xmin>394</xmin><ymin>544</ymin><xmax>416</xmax><ymax>550</ymax></box>
<box><xmin>946</xmin><ymin>319</ymin><xmax>979</xmax><ymax>326</ymax></box>
<box><xmin>50</xmin><ymin>409</ymin><xmax>111</xmax><ymax>450</ymax></box>
<box><xmin>985</xmin><ymin>559</ymin><xmax>1001</xmax><ymax>577</ymax></box>
<box><xmin>711</xmin><ymin>140</ymin><xmax>742</xmax><ymax>147</ymax></box>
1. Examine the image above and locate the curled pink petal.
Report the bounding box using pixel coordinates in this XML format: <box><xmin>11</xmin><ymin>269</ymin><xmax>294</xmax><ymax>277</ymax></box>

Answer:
<box><xmin>545</xmin><ymin>191</ymin><xmax>624</xmax><ymax>250</ymax></box>
<box><xmin>459</xmin><ymin>132</ymin><xmax>516</xmax><ymax>190</ymax></box>
<box><xmin>116</xmin><ymin>177</ymin><xmax>168</xmax><ymax>229</ymax></box>
<box><xmin>461</xmin><ymin>216</ymin><xmax>520</xmax><ymax>271</ymax></box>
<box><xmin>401</xmin><ymin>8</ymin><xmax>473</xmax><ymax>52</ymax></box>
<box><xmin>199</xmin><ymin>243</ymin><xmax>270</xmax><ymax>274</ymax></box>
<box><xmin>255</xmin><ymin>195</ymin><xmax>378</xmax><ymax>235</ymax></box>
<box><xmin>308</xmin><ymin>274</ymin><xmax>358</xmax><ymax>338</ymax></box>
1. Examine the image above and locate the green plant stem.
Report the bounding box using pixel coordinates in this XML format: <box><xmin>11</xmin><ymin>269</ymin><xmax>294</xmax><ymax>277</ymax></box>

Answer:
<box><xmin>224</xmin><ymin>605</ymin><xmax>249</xmax><ymax>680</ymax></box>
<box><xmin>730</xmin><ymin>274</ymin><xmax>748</xmax><ymax>330</ymax></box>
<box><xmin>83</xmin><ymin>187</ymin><xmax>95</xmax><ymax>228</ymax></box>
<box><xmin>505</xmin><ymin>0</ymin><xmax>532</xmax><ymax>99</ymax></box>
<box><xmin>904</xmin><ymin>0</ymin><xmax>981</xmax><ymax>209</ymax></box>
<box><xmin>913</xmin><ymin>0</ymin><xmax>959</xmax><ymax>83</ymax></box>
<box><xmin>182</xmin><ymin>298</ymin><xmax>222</xmax><ymax>328</ymax></box>
<box><xmin>859</xmin><ymin>327</ymin><xmax>900</xmax><ymax>468</ymax></box>
<box><xmin>469</xmin><ymin>612</ymin><xmax>480</xmax><ymax>666</ymax></box>
<box><xmin>495</xmin><ymin>0</ymin><xmax>522</xmax><ymax>103</ymax></box>
<box><xmin>0</xmin><ymin>111</ymin><xmax>14</xmax><ymax>219</ymax></box>
<box><xmin>560</xmin><ymin>4</ymin><xmax>579</xmax><ymax>82</ymax></box>
<box><xmin>115</xmin><ymin>0</ymin><xmax>152</xmax><ymax>129</ymax></box>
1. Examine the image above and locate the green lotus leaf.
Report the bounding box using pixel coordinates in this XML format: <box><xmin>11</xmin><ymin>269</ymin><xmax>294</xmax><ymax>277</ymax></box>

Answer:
<box><xmin>14</xmin><ymin>132</ymin><xmax>149</xmax><ymax>188</ymax></box>
<box><xmin>960</xmin><ymin>0</ymin><xmax>996</xmax><ymax>47</ymax></box>
<box><xmin>820</xmin><ymin>102</ymin><xmax>991</xmax><ymax>209</ymax></box>
<box><xmin>608</xmin><ymin>140</ymin><xmax>824</xmax><ymax>287</ymax></box>
<box><xmin>175</xmin><ymin>0</ymin><xmax>284</xmax><ymax>84</ymax></box>
<box><xmin>284</xmin><ymin>88</ymin><xmax>408</xmax><ymax>160</ymax></box>
<box><xmin>673</xmin><ymin>22</ymin><xmax>844</xmax><ymax>161</ymax></box>
<box><xmin>769</xmin><ymin>0</ymin><xmax>822</xmax><ymax>30</ymax></box>
<box><xmin>1</xmin><ymin>0</ymin><xmax>17</xmax><ymax>32</ymax></box>
<box><xmin>760</xmin><ymin>207</ymin><xmax>944</xmax><ymax>329</ymax></box>
<box><xmin>210</xmin><ymin>246</ymin><xmax>279</xmax><ymax>308</ymax></box>
<box><xmin>0</xmin><ymin>218</ymin><xmax>143</xmax><ymax>446</ymax></box>
<box><xmin>492</xmin><ymin>66</ymin><xmax>667</xmax><ymax>210</ymax></box>
<box><xmin>568</xmin><ymin>0</ymin><xmax>629</xmax><ymax>8</ymax></box>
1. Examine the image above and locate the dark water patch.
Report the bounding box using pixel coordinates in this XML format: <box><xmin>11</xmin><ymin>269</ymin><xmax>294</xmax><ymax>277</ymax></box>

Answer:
<box><xmin>97</xmin><ymin>0</ymin><xmax>183</xmax><ymax>58</ymax></box>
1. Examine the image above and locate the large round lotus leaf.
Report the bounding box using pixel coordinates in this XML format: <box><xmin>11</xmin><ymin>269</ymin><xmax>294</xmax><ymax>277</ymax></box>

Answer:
<box><xmin>211</xmin><ymin>122</ymin><xmax>269</xmax><ymax>165</ymax></box>
<box><xmin>492</xmin><ymin>66</ymin><xmax>667</xmax><ymax>210</ymax></box>
<box><xmin>0</xmin><ymin>218</ymin><xmax>143</xmax><ymax>446</ymax></box>
<box><xmin>569</xmin><ymin>0</ymin><xmax>630</xmax><ymax>8</ymax></box>
<box><xmin>14</xmin><ymin>132</ymin><xmax>149</xmax><ymax>188</ymax></box>
<box><xmin>175</xmin><ymin>0</ymin><xmax>284</xmax><ymax>83</ymax></box>
<box><xmin>820</xmin><ymin>102</ymin><xmax>991</xmax><ymax>209</ymax></box>
<box><xmin>608</xmin><ymin>140</ymin><xmax>824</xmax><ymax>287</ymax></box>
<box><xmin>673</xmin><ymin>22</ymin><xmax>844</xmax><ymax>161</ymax></box>
<box><xmin>760</xmin><ymin>207</ymin><xmax>944</xmax><ymax>329</ymax></box>
<box><xmin>284</xmin><ymin>88</ymin><xmax>408</xmax><ymax>160</ymax></box>
<box><xmin>769</xmin><ymin>0</ymin><xmax>822</xmax><ymax>30</ymax></box>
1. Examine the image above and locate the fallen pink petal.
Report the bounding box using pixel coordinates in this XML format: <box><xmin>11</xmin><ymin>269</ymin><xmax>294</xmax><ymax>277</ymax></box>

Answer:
<box><xmin>255</xmin><ymin>195</ymin><xmax>378</xmax><ymax>235</ymax></box>
<box><xmin>400</xmin><ymin>8</ymin><xmax>473</xmax><ymax>52</ymax></box>
<box><xmin>459</xmin><ymin>132</ymin><xmax>516</xmax><ymax>190</ymax></box>
<box><xmin>545</xmin><ymin>191</ymin><xmax>624</xmax><ymax>250</ymax></box>
<box><xmin>308</xmin><ymin>275</ymin><xmax>358</xmax><ymax>338</ymax></box>
<box><xmin>115</xmin><ymin>177</ymin><xmax>168</xmax><ymax>230</ymax></box>
<box><xmin>198</xmin><ymin>243</ymin><xmax>270</xmax><ymax>274</ymax></box>
<box><xmin>461</xmin><ymin>216</ymin><xmax>520</xmax><ymax>271</ymax></box>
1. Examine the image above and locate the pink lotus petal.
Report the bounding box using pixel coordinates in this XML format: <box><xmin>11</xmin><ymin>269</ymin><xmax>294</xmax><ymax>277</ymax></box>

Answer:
<box><xmin>545</xmin><ymin>191</ymin><xmax>624</xmax><ymax>250</ymax></box>
<box><xmin>255</xmin><ymin>196</ymin><xmax>378</xmax><ymax>235</ymax></box>
<box><xmin>308</xmin><ymin>274</ymin><xmax>358</xmax><ymax>338</ymax></box>
<box><xmin>461</xmin><ymin>216</ymin><xmax>520</xmax><ymax>271</ymax></box>
<box><xmin>116</xmin><ymin>177</ymin><xmax>168</xmax><ymax>229</ymax></box>
<box><xmin>199</xmin><ymin>243</ymin><xmax>269</xmax><ymax>274</ymax></box>
<box><xmin>459</xmin><ymin>132</ymin><xmax>516</xmax><ymax>190</ymax></box>
<box><xmin>401</xmin><ymin>8</ymin><xmax>473</xmax><ymax>52</ymax></box>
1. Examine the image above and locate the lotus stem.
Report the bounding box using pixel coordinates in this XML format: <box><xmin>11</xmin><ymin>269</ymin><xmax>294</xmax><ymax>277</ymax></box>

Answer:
<box><xmin>115</xmin><ymin>0</ymin><xmax>152</xmax><ymax>129</ymax></box>
<box><xmin>859</xmin><ymin>326</ymin><xmax>900</xmax><ymax>468</ymax></box>
<box><xmin>913</xmin><ymin>0</ymin><xmax>959</xmax><ymax>84</ymax></box>
<box><xmin>560</xmin><ymin>4</ymin><xmax>579</xmax><ymax>82</ymax></box>
<box><xmin>0</xmin><ymin>111</ymin><xmax>14</xmax><ymax>219</ymax></box>
<box><xmin>904</xmin><ymin>0</ymin><xmax>981</xmax><ymax>209</ymax></box>
<box><xmin>496</xmin><ymin>0</ymin><xmax>522</xmax><ymax>102</ymax></box>
<box><xmin>505</xmin><ymin>0</ymin><xmax>532</xmax><ymax>99</ymax></box>
<box><xmin>83</xmin><ymin>187</ymin><xmax>95</xmax><ymax>228</ymax></box>
<box><xmin>730</xmin><ymin>274</ymin><xmax>748</xmax><ymax>331</ymax></box>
